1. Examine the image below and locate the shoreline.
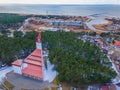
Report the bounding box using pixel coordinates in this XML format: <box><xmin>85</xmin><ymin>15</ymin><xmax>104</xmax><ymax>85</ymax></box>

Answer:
<box><xmin>0</xmin><ymin>12</ymin><xmax>87</xmax><ymax>17</ymax></box>
<box><xmin>0</xmin><ymin>12</ymin><xmax>120</xmax><ymax>18</ymax></box>
<box><xmin>0</xmin><ymin>13</ymin><xmax>119</xmax><ymax>33</ymax></box>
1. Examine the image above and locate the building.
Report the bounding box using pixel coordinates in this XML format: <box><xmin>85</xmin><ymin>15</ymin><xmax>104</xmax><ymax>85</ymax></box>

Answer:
<box><xmin>12</xmin><ymin>32</ymin><xmax>44</xmax><ymax>80</ymax></box>
<box><xmin>100</xmin><ymin>84</ymin><xmax>116</xmax><ymax>90</ymax></box>
<box><xmin>12</xmin><ymin>32</ymin><xmax>57</xmax><ymax>82</ymax></box>
<box><xmin>114</xmin><ymin>40</ymin><xmax>120</xmax><ymax>46</ymax></box>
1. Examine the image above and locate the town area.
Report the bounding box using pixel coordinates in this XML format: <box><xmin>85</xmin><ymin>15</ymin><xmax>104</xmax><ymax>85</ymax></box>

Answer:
<box><xmin>0</xmin><ymin>14</ymin><xmax>120</xmax><ymax>90</ymax></box>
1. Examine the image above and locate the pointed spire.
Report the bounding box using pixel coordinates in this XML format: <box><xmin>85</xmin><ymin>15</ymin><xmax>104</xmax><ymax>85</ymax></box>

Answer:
<box><xmin>36</xmin><ymin>32</ymin><xmax>42</xmax><ymax>43</ymax></box>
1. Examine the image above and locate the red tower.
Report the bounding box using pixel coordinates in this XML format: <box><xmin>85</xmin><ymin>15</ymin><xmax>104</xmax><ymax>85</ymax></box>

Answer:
<box><xmin>22</xmin><ymin>32</ymin><xmax>43</xmax><ymax>80</ymax></box>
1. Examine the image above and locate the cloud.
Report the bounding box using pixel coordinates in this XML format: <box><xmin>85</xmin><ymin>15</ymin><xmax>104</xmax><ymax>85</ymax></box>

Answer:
<box><xmin>0</xmin><ymin>0</ymin><xmax>119</xmax><ymax>4</ymax></box>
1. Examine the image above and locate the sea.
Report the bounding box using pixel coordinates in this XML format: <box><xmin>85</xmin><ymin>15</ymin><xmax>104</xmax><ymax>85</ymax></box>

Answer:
<box><xmin>0</xmin><ymin>4</ymin><xmax>120</xmax><ymax>17</ymax></box>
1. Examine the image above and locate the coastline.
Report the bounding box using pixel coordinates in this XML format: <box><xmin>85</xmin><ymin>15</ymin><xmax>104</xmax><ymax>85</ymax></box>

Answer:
<box><xmin>0</xmin><ymin>12</ymin><xmax>88</xmax><ymax>17</ymax></box>
<box><xmin>0</xmin><ymin>4</ymin><xmax>120</xmax><ymax>17</ymax></box>
<box><xmin>0</xmin><ymin>13</ymin><xmax>119</xmax><ymax>32</ymax></box>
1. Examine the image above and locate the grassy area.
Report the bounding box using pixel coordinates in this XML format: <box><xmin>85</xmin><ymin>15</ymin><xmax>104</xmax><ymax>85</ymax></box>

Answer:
<box><xmin>51</xmin><ymin>77</ymin><xmax>88</xmax><ymax>90</ymax></box>
<box><xmin>92</xmin><ymin>20</ymin><xmax>113</xmax><ymax>31</ymax></box>
<box><xmin>93</xmin><ymin>24</ymin><xmax>106</xmax><ymax>30</ymax></box>
<box><xmin>51</xmin><ymin>77</ymin><xmax>59</xmax><ymax>85</ymax></box>
<box><xmin>44</xmin><ymin>87</ymin><xmax>58</xmax><ymax>90</ymax></box>
<box><xmin>44</xmin><ymin>77</ymin><xmax>59</xmax><ymax>90</ymax></box>
<box><xmin>4</xmin><ymin>80</ymin><xmax>14</xmax><ymax>90</ymax></box>
<box><xmin>61</xmin><ymin>82</ymin><xmax>88</xmax><ymax>90</ymax></box>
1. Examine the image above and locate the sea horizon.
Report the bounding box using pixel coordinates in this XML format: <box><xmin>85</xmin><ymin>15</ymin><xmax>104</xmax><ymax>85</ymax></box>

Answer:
<box><xmin>0</xmin><ymin>4</ymin><xmax>120</xmax><ymax>17</ymax></box>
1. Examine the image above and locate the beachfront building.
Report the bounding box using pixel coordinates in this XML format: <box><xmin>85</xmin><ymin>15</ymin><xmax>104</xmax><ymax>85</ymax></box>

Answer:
<box><xmin>39</xmin><ymin>26</ymin><xmax>60</xmax><ymax>31</ymax></box>
<box><xmin>28</xmin><ymin>17</ymin><xmax>87</xmax><ymax>29</ymax></box>
<box><xmin>51</xmin><ymin>20</ymin><xmax>85</xmax><ymax>26</ymax></box>
<box><xmin>12</xmin><ymin>32</ymin><xmax>57</xmax><ymax>82</ymax></box>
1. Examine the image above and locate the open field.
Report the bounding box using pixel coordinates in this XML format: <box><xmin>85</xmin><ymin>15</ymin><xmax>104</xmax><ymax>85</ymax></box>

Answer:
<box><xmin>92</xmin><ymin>21</ymin><xmax>113</xmax><ymax>31</ymax></box>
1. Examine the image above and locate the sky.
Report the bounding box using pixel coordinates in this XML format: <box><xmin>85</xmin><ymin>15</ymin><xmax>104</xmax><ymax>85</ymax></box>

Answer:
<box><xmin>0</xmin><ymin>0</ymin><xmax>119</xmax><ymax>4</ymax></box>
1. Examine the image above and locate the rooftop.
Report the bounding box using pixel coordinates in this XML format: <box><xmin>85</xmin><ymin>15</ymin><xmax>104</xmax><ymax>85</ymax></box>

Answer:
<box><xmin>114</xmin><ymin>40</ymin><xmax>120</xmax><ymax>46</ymax></box>
<box><xmin>23</xmin><ymin>49</ymin><xmax>43</xmax><ymax>78</ymax></box>
<box><xmin>24</xmin><ymin>49</ymin><xmax>42</xmax><ymax>66</ymax></box>
<box><xmin>12</xmin><ymin>60</ymin><xmax>22</xmax><ymax>67</ymax></box>
<box><xmin>22</xmin><ymin>64</ymin><xmax>43</xmax><ymax>79</ymax></box>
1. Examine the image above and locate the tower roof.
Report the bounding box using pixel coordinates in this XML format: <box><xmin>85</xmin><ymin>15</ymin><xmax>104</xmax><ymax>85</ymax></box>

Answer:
<box><xmin>24</xmin><ymin>49</ymin><xmax>42</xmax><ymax>66</ymax></box>
<box><xmin>36</xmin><ymin>32</ymin><xmax>42</xmax><ymax>42</ymax></box>
<box><xmin>22</xmin><ymin>49</ymin><xmax>43</xmax><ymax>79</ymax></box>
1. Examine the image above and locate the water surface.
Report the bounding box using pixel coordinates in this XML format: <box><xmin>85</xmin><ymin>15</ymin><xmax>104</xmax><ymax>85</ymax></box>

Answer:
<box><xmin>0</xmin><ymin>4</ymin><xmax>120</xmax><ymax>17</ymax></box>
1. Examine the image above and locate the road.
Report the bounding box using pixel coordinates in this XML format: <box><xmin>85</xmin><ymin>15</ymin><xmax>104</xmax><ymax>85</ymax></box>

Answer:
<box><xmin>0</xmin><ymin>66</ymin><xmax>13</xmax><ymax>83</ymax></box>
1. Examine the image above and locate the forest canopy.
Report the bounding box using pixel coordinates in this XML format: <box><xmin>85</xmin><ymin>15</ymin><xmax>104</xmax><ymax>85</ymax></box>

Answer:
<box><xmin>0</xmin><ymin>31</ymin><xmax>117</xmax><ymax>85</ymax></box>
<box><xmin>41</xmin><ymin>31</ymin><xmax>117</xmax><ymax>85</ymax></box>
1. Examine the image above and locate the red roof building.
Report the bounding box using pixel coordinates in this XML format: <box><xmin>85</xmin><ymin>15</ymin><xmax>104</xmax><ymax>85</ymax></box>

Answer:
<box><xmin>36</xmin><ymin>32</ymin><xmax>42</xmax><ymax>42</ymax></box>
<box><xmin>100</xmin><ymin>84</ymin><xmax>116</xmax><ymax>90</ymax></box>
<box><xmin>114</xmin><ymin>40</ymin><xmax>120</xmax><ymax>46</ymax></box>
<box><xmin>22</xmin><ymin>49</ymin><xmax>43</xmax><ymax>79</ymax></box>
<box><xmin>101</xmin><ymin>85</ymin><xmax>109</xmax><ymax>90</ymax></box>
<box><xmin>12</xmin><ymin>32</ymin><xmax>44</xmax><ymax>80</ymax></box>
<box><xmin>12</xmin><ymin>59</ymin><xmax>22</xmax><ymax>67</ymax></box>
